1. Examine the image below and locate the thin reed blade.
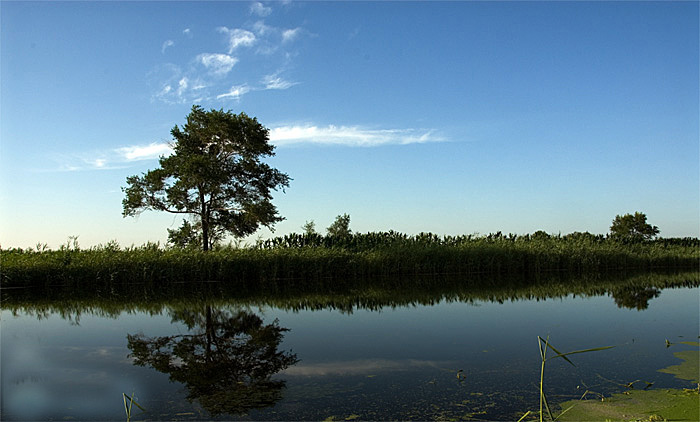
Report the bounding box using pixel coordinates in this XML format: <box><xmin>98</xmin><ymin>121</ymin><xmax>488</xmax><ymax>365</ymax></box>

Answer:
<box><xmin>517</xmin><ymin>410</ymin><xmax>532</xmax><ymax>422</ymax></box>
<box><xmin>541</xmin><ymin>390</ymin><xmax>554</xmax><ymax>421</ymax></box>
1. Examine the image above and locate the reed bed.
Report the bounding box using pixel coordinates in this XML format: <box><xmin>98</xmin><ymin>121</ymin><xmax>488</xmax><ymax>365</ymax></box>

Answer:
<box><xmin>1</xmin><ymin>232</ymin><xmax>697</xmax><ymax>288</ymax></box>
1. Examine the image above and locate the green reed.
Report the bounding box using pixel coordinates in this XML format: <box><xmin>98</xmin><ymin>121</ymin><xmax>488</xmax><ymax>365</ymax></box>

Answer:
<box><xmin>123</xmin><ymin>392</ymin><xmax>145</xmax><ymax>421</ymax></box>
<box><xmin>1</xmin><ymin>232</ymin><xmax>697</xmax><ymax>287</ymax></box>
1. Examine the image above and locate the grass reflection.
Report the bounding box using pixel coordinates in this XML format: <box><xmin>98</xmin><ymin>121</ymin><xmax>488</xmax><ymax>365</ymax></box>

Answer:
<box><xmin>3</xmin><ymin>270</ymin><xmax>697</xmax><ymax>320</ymax></box>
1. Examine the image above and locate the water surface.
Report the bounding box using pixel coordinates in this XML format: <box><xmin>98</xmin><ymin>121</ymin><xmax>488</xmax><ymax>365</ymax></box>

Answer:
<box><xmin>2</xmin><ymin>272</ymin><xmax>698</xmax><ymax>420</ymax></box>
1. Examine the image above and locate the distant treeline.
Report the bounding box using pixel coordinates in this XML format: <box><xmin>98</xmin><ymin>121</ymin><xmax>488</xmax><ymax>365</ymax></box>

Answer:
<box><xmin>1</xmin><ymin>231</ymin><xmax>697</xmax><ymax>287</ymax></box>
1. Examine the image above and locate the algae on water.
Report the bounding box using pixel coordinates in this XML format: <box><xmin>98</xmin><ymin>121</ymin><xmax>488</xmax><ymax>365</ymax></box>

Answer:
<box><xmin>657</xmin><ymin>350</ymin><xmax>699</xmax><ymax>383</ymax></box>
<box><xmin>557</xmin><ymin>350</ymin><xmax>699</xmax><ymax>422</ymax></box>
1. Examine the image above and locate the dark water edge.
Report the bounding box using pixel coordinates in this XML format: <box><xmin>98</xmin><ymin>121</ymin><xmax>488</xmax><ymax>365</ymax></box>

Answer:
<box><xmin>3</xmin><ymin>269</ymin><xmax>698</xmax><ymax>317</ymax></box>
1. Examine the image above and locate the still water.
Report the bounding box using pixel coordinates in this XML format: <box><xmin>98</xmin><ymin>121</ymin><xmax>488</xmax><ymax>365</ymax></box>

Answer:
<box><xmin>2</xmin><ymin>275</ymin><xmax>698</xmax><ymax>421</ymax></box>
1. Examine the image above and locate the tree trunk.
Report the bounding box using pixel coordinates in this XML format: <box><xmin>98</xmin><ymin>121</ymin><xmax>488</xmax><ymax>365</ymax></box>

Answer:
<box><xmin>200</xmin><ymin>190</ymin><xmax>209</xmax><ymax>251</ymax></box>
<box><xmin>202</xmin><ymin>220</ymin><xmax>209</xmax><ymax>251</ymax></box>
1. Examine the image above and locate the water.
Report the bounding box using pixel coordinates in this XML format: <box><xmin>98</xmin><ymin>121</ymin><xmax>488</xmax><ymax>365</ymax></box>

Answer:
<box><xmin>2</xmin><ymin>276</ymin><xmax>698</xmax><ymax>421</ymax></box>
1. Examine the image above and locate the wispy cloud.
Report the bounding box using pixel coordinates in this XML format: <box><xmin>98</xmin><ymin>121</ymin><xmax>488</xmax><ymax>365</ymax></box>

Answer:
<box><xmin>161</xmin><ymin>40</ymin><xmax>174</xmax><ymax>54</ymax></box>
<box><xmin>252</xmin><ymin>20</ymin><xmax>272</xmax><ymax>36</ymax></box>
<box><xmin>117</xmin><ymin>142</ymin><xmax>173</xmax><ymax>161</ymax></box>
<box><xmin>250</xmin><ymin>2</ymin><xmax>272</xmax><ymax>17</ymax></box>
<box><xmin>217</xmin><ymin>27</ymin><xmax>256</xmax><ymax>53</ymax></box>
<box><xmin>54</xmin><ymin>121</ymin><xmax>443</xmax><ymax>172</ymax></box>
<box><xmin>153</xmin><ymin>14</ymin><xmax>307</xmax><ymax>105</ymax></box>
<box><xmin>216</xmin><ymin>84</ymin><xmax>251</xmax><ymax>100</ymax></box>
<box><xmin>281</xmin><ymin>27</ymin><xmax>301</xmax><ymax>43</ymax></box>
<box><xmin>51</xmin><ymin>142</ymin><xmax>173</xmax><ymax>172</ymax></box>
<box><xmin>269</xmin><ymin>125</ymin><xmax>444</xmax><ymax>147</ymax></box>
<box><xmin>197</xmin><ymin>53</ymin><xmax>238</xmax><ymax>76</ymax></box>
<box><xmin>261</xmin><ymin>72</ymin><xmax>298</xmax><ymax>90</ymax></box>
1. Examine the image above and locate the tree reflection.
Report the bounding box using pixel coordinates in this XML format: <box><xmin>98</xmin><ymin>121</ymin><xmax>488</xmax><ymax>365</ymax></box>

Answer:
<box><xmin>127</xmin><ymin>307</ymin><xmax>298</xmax><ymax>416</ymax></box>
<box><xmin>611</xmin><ymin>287</ymin><xmax>661</xmax><ymax>310</ymax></box>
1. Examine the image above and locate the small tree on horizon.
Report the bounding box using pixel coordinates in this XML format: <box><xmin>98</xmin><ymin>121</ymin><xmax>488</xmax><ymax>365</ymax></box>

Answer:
<box><xmin>609</xmin><ymin>212</ymin><xmax>659</xmax><ymax>243</ymax></box>
<box><xmin>301</xmin><ymin>220</ymin><xmax>317</xmax><ymax>236</ymax></box>
<box><xmin>122</xmin><ymin>105</ymin><xmax>290</xmax><ymax>251</ymax></box>
<box><xmin>326</xmin><ymin>214</ymin><xmax>351</xmax><ymax>237</ymax></box>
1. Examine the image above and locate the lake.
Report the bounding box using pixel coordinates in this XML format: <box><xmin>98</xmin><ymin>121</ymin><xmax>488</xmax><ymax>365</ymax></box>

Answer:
<box><xmin>1</xmin><ymin>271</ymin><xmax>698</xmax><ymax>421</ymax></box>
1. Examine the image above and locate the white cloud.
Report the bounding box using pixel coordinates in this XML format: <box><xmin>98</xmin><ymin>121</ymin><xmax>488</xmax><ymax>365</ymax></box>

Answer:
<box><xmin>158</xmin><ymin>84</ymin><xmax>172</xmax><ymax>96</ymax></box>
<box><xmin>51</xmin><ymin>141</ymin><xmax>174</xmax><ymax>172</ymax></box>
<box><xmin>261</xmin><ymin>72</ymin><xmax>297</xmax><ymax>90</ymax></box>
<box><xmin>177</xmin><ymin>77</ymin><xmax>189</xmax><ymax>97</ymax></box>
<box><xmin>117</xmin><ymin>143</ymin><xmax>173</xmax><ymax>161</ymax></box>
<box><xmin>216</xmin><ymin>85</ymin><xmax>251</xmax><ymax>100</ymax></box>
<box><xmin>252</xmin><ymin>20</ymin><xmax>272</xmax><ymax>36</ymax></box>
<box><xmin>152</xmin><ymin>19</ymin><xmax>308</xmax><ymax>104</ymax></box>
<box><xmin>250</xmin><ymin>2</ymin><xmax>272</xmax><ymax>17</ymax></box>
<box><xmin>161</xmin><ymin>40</ymin><xmax>174</xmax><ymax>53</ymax></box>
<box><xmin>269</xmin><ymin>125</ymin><xmax>444</xmax><ymax>147</ymax></box>
<box><xmin>217</xmin><ymin>27</ymin><xmax>256</xmax><ymax>53</ymax></box>
<box><xmin>281</xmin><ymin>27</ymin><xmax>301</xmax><ymax>43</ymax></box>
<box><xmin>197</xmin><ymin>53</ymin><xmax>238</xmax><ymax>76</ymax></box>
<box><xmin>282</xmin><ymin>359</ymin><xmax>452</xmax><ymax>377</ymax></box>
<box><xmin>55</xmin><ymin>121</ymin><xmax>440</xmax><ymax>172</ymax></box>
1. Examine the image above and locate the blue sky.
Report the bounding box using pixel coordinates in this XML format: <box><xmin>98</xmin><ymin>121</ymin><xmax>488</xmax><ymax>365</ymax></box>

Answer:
<box><xmin>1</xmin><ymin>1</ymin><xmax>698</xmax><ymax>248</ymax></box>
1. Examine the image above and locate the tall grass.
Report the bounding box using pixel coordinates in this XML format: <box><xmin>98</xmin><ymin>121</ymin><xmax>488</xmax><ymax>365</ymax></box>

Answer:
<box><xmin>1</xmin><ymin>231</ymin><xmax>697</xmax><ymax>287</ymax></box>
<box><xmin>534</xmin><ymin>336</ymin><xmax>614</xmax><ymax>421</ymax></box>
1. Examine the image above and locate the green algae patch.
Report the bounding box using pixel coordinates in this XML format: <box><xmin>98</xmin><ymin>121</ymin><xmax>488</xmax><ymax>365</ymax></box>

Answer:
<box><xmin>657</xmin><ymin>350</ymin><xmax>699</xmax><ymax>382</ymax></box>
<box><xmin>558</xmin><ymin>350</ymin><xmax>699</xmax><ymax>421</ymax></box>
<box><xmin>557</xmin><ymin>388</ymin><xmax>699</xmax><ymax>421</ymax></box>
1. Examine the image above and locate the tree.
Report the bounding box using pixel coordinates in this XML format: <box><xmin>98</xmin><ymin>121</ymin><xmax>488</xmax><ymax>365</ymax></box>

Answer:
<box><xmin>609</xmin><ymin>212</ymin><xmax>659</xmax><ymax>243</ymax></box>
<box><xmin>167</xmin><ymin>220</ymin><xmax>201</xmax><ymax>249</ymax></box>
<box><xmin>326</xmin><ymin>213</ymin><xmax>351</xmax><ymax>237</ymax></box>
<box><xmin>128</xmin><ymin>307</ymin><xmax>298</xmax><ymax>417</ymax></box>
<box><xmin>123</xmin><ymin>106</ymin><xmax>290</xmax><ymax>251</ymax></box>
<box><xmin>301</xmin><ymin>220</ymin><xmax>317</xmax><ymax>236</ymax></box>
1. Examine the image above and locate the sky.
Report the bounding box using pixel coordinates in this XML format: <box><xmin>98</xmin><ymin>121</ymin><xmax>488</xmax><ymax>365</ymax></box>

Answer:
<box><xmin>1</xmin><ymin>1</ymin><xmax>698</xmax><ymax>249</ymax></box>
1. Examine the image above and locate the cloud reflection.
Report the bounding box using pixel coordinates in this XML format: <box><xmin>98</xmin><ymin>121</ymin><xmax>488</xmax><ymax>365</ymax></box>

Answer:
<box><xmin>282</xmin><ymin>358</ymin><xmax>454</xmax><ymax>377</ymax></box>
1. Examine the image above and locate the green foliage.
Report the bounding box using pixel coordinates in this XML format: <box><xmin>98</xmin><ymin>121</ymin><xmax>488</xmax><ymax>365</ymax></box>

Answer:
<box><xmin>302</xmin><ymin>220</ymin><xmax>317</xmax><ymax>236</ymax></box>
<box><xmin>167</xmin><ymin>220</ymin><xmax>202</xmax><ymax>249</ymax></box>
<box><xmin>326</xmin><ymin>214</ymin><xmax>351</xmax><ymax>237</ymax></box>
<box><xmin>610</xmin><ymin>212</ymin><xmax>660</xmax><ymax>243</ymax></box>
<box><xmin>1</xmin><ymin>232</ymin><xmax>698</xmax><ymax>288</ymax></box>
<box><xmin>122</xmin><ymin>105</ymin><xmax>290</xmax><ymax>251</ymax></box>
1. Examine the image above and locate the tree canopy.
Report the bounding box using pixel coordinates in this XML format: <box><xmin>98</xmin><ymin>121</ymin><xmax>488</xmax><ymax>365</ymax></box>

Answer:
<box><xmin>122</xmin><ymin>106</ymin><xmax>290</xmax><ymax>250</ymax></box>
<box><xmin>609</xmin><ymin>212</ymin><xmax>659</xmax><ymax>243</ymax></box>
<box><xmin>326</xmin><ymin>214</ymin><xmax>351</xmax><ymax>237</ymax></box>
